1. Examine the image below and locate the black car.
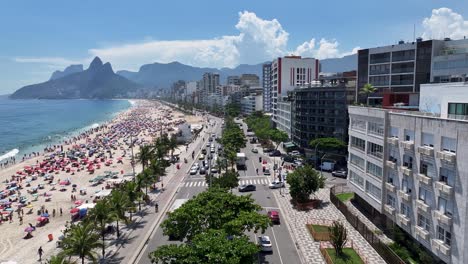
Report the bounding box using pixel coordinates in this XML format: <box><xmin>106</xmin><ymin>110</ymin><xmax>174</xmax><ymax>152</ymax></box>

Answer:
<box><xmin>200</xmin><ymin>167</ymin><xmax>206</xmax><ymax>174</ymax></box>
<box><xmin>202</xmin><ymin>149</ymin><xmax>207</xmax><ymax>155</ymax></box>
<box><xmin>269</xmin><ymin>150</ymin><xmax>281</xmax><ymax>157</ymax></box>
<box><xmin>238</xmin><ymin>184</ymin><xmax>256</xmax><ymax>192</ymax></box>
<box><xmin>283</xmin><ymin>155</ymin><xmax>295</xmax><ymax>162</ymax></box>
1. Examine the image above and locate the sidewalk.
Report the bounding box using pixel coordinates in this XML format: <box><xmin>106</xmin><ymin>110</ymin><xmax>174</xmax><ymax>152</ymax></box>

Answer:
<box><xmin>273</xmin><ymin>187</ymin><xmax>386</xmax><ymax>264</ymax></box>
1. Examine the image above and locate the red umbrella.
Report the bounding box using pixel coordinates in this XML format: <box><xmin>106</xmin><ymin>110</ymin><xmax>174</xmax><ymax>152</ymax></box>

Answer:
<box><xmin>59</xmin><ymin>181</ymin><xmax>69</xmax><ymax>186</ymax></box>
<box><xmin>70</xmin><ymin>208</ymin><xmax>79</xmax><ymax>213</ymax></box>
<box><xmin>37</xmin><ymin>216</ymin><xmax>47</xmax><ymax>221</ymax></box>
<box><xmin>74</xmin><ymin>200</ymin><xmax>82</xmax><ymax>205</ymax></box>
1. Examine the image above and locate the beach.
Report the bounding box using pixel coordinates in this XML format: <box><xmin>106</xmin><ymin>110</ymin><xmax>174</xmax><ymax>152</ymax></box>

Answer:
<box><xmin>0</xmin><ymin>100</ymin><xmax>202</xmax><ymax>264</ymax></box>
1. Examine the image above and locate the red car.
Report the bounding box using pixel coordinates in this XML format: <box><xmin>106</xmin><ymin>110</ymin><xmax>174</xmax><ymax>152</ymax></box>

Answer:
<box><xmin>267</xmin><ymin>210</ymin><xmax>280</xmax><ymax>224</ymax></box>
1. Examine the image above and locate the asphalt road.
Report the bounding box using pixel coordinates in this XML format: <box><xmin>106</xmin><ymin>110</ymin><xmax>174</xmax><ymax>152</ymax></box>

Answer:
<box><xmin>136</xmin><ymin>116</ymin><xmax>303</xmax><ymax>264</ymax></box>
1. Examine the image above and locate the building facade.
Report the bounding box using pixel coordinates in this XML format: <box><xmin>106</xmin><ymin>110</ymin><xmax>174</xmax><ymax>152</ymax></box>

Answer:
<box><xmin>240</xmin><ymin>74</ymin><xmax>260</xmax><ymax>87</ymax></box>
<box><xmin>241</xmin><ymin>95</ymin><xmax>263</xmax><ymax>115</ymax></box>
<box><xmin>431</xmin><ymin>39</ymin><xmax>468</xmax><ymax>83</ymax></box>
<box><xmin>347</xmin><ymin>96</ymin><xmax>468</xmax><ymax>263</ymax></box>
<box><xmin>227</xmin><ymin>76</ymin><xmax>241</xmax><ymax>85</ymax></box>
<box><xmin>199</xmin><ymin>72</ymin><xmax>220</xmax><ymax>104</ymax></box>
<box><xmin>263</xmin><ymin>63</ymin><xmax>272</xmax><ymax>112</ymax></box>
<box><xmin>271</xmin><ymin>56</ymin><xmax>319</xmax><ymax>137</ymax></box>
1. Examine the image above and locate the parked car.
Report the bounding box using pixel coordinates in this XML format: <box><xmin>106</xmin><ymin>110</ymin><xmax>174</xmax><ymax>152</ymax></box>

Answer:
<box><xmin>263</xmin><ymin>148</ymin><xmax>275</xmax><ymax>153</ymax></box>
<box><xmin>210</xmin><ymin>167</ymin><xmax>218</xmax><ymax>173</ymax></box>
<box><xmin>199</xmin><ymin>154</ymin><xmax>205</xmax><ymax>160</ymax></box>
<box><xmin>268</xmin><ymin>180</ymin><xmax>284</xmax><ymax>189</ymax></box>
<box><xmin>210</xmin><ymin>148</ymin><xmax>215</xmax><ymax>153</ymax></box>
<box><xmin>267</xmin><ymin>210</ymin><xmax>280</xmax><ymax>224</ymax></box>
<box><xmin>202</xmin><ymin>149</ymin><xmax>207</xmax><ymax>155</ymax></box>
<box><xmin>206</xmin><ymin>143</ymin><xmax>211</xmax><ymax>148</ymax></box>
<box><xmin>332</xmin><ymin>170</ymin><xmax>348</xmax><ymax>178</ymax></box>
<box><xmin>269</xmin><ymin>150</ymin><xmax>281</xmax><ymax>157</ymax></box>
<box><xmin>264</xmin><ymin>168</ymin><xmax>271</xmax><ymax>176</ymax></box>
<box><xmin>238</xmin><ymin>184</ymin><xmax>256</xmax><ymax>192</ymax></box>
<box><xmin>283</xmin><ymin>155</ymin><xmax>295</xmax><ymax>162</ymax></box>
<box><xmin>189</xmin><ymin>168</ymin><xmax>198</xmax><ymax>175</ymax></box>
<box><xmin>251</xmin><ymin>148</ymin><xmax>258</xmax><ymax>153</ymax></box>
<box><xmin>289</xmin><ymin>150</ymin><xmax>301</xmax><ymax>156</ymax></box>
<box><xmin>257</xmin><ymin>236</ymin><xmax>273</xmax><ymax>252</ymax></box>
<box><xmin>199</xmin><ymin>167</ymin><xmax>206</xmax><ymax>174</ymax></box>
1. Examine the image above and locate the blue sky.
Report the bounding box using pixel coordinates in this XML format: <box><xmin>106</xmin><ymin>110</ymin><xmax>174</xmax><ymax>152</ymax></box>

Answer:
<box><xmin>1</xmin><ymin>0</ymin><xmax>467</xmax><ymax>94</ymax></box>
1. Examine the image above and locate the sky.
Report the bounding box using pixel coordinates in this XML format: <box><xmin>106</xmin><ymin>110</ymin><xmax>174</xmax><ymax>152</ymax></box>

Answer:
<box><xmin>1</xmin><ymin>0</ymin><xmax>468</xmax><ymax>94</ymax></box>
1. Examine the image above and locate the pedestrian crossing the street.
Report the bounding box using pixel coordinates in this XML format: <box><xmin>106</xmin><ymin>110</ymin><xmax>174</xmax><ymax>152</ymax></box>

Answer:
<box><xmin>182</xmin><ymin>178</ymin><xmax>271</xmax><ymax>188</ymax></box>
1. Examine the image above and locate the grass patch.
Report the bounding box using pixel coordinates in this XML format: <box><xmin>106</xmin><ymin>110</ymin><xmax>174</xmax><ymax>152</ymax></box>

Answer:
<box><xmin>335</xmin><ymin>192</ymin><xmax>354</xmax><ymax>202</ymax></box>
<box><xmin>326</xmin><ymin>248</ymin><xmax>364</xmax><ymax>264</ymax></box>
<box><xmin>311</xmin><ymin>224</ymin><xmax>329</xmax><ymax>233</ymax></box>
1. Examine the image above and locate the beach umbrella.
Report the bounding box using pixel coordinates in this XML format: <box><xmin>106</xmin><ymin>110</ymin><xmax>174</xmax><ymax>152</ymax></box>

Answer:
<box><xmin>37</xmin><ymin>216</ymin><xmax>47</xmax><ymax>221</ymax></box>
<box><xmin>24</xmin><ymin>227</ymin><xmax>35</xmax><ymax>232</ymax></box>
<box><xmin>70</xmin><ymin>208</ymin><xmax>79</xmax><ymax>214</ymax></box>
<box><xmin>1</xmin><ymin>211</ymin><xmax>10</xmax><ymax>215</ymax></box>
<box><xmin>59</xmin><ymin>181</ymin><xmax>68</xmax><ymax>186</ymax></box>
<box><xmin>41</xmin><ymin>213</ymin><xmax>49</xmax><ymax>218</ymax></box>
<box><xmin>74</xmin><ymin>200</ymin><xmax>82</xmax><ymax>206</ymax></box>
<box><xmin>26</xmin><ymin>204</ymin><xmax>33</xmax><ymax>209</ymax></box>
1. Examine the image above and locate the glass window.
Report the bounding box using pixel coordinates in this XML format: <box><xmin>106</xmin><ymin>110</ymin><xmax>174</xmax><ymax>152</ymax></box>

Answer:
<box><xmin>441</xmin><ymin>136</ymin><xmax>457</xmax><ymax>153</ymax></box>
<box><xmin>387</xmin><ymin>172</ymin><xmax>395</xmax><ymax>184</ymax></box>
<box><xmin>401</xmin><ymin>202</ymin><xmax>411</xmax><ymax>217</ymax></box>
<box><xmin>350</xmin><ymin>118</ymin><xmax>366</xmax><ymax>132</ymax></box>
<box><xmin>419</xmin><ymin>161</ymin><xmax>434</xmax><ymax>177</ymax></box>
<box><xmin>367</xmin><ymin>161</ymin><xmax>383</xmax><ymax>178</ymax></box>
<box><xmin>387</xmin><ymin>195</ymin><xmax>396</xmax><ymax>208</ymax></box>
<box><xmin>404</xmin><ymin>129</ymin><xmax>414</xmax><ymax>141</ymax></box>
<box><xmin>422</xmin><ymin>133</ymin><xmax>434</xmax><ymax>147</ymax></box>
<box><xmin>367</xmin><ymin>142</ymin><xmax>384</xmax><ymax>159</ymax></box>
<box><xmin>438</xmin><ymin>226</ymin><xmax>452</xmax><ymax>246</ymax></box>
<box><xmin>439</xmin><ymin>168</ymin><xmax>455</xmax><ymax>186</ymax></box>
<box><xmin>351</xmin><ymin>136</ymin><xmax>366</xmax><ymax>151</ymax></box>
<box><xmin>418</xmin><ymin>187</ymin><xmax>431</xmax><ymax>204</ymax></box>
<box><xmin>366</xmin><ymin>181</ymin><xmax>382</xmax><ymax>200</ymax></box>
<box><xmin>349</xmin><ymin>170</ymin><xmax>364</xmax><ymax>188</ymax></box>
<box><xmin>368</xmin><ymin>122</ymin><xmax>384</xmax><ymax>137</ymax></box>
<box><xmin>418</xmin><ymin>214</ymin><xmax>431</xmax><ymax>231</ymax></box>
<box><xmin>438</xmin><ymin>197</ymin><xmax>453</xmax><ymax>217</ymax></box>
<box><xmin>350</xmin><ymin>153</ymin><xmax>365</xmax><ymax>170</ymax></box>
<box><xmin>403</xmin><ymin>154</ymin><xmax>413</xmax><ymax>169</ymax></box>
<box><xmin>401</xmin><ymin>178</ymin><xmax>411</xmax><ymax>194</ymax></box>
<box><xmin>389</xmin><ymin>127</ymin><xmax>399</xmax><ymax>138</ymax></box>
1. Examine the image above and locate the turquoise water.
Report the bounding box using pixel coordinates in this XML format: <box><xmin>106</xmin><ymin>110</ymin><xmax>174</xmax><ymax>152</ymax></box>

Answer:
<box><xmin>0</xmin><ymin>96</ymin><xmax>131</xmax><ymax>161</ymax></box>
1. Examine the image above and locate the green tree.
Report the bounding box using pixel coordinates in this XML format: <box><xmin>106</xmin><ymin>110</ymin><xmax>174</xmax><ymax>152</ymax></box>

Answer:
<box><xmin>160</xmin><ymin>188</ymin><xmax>270</xmax><ymax>241</ymax></box>
<box><xmin>329</xmin><ymin>221</ymin><xmax>348</xmax><ymax>257</ymax></box>
<box><xmin>286</xmin><ymin>165</ymin><xmax>325</xmax><ymax>203</ymax></box>
<box><xmin>61</xmin><ymin>222</ymin><xmax>102</xmax><ymax>264</ymax></box>
<box><xmin>86</xmin><ymin>199</ymin><xmax>113</xmax><ymax>257</ymax></box>
<box><xmin>167</xmin><ymin>135</ymin><xmax>179</xmax><ymax>160</ymax></box>
<box><xmin>359</xmin><ymin>83</ymin><xmax>377</xmax><ymax>106</ymax></box>
<box><xmin>108</xmin><ymin>190</ymin><xmax>130</xmax><ymax>237</ymax></box>
<box><xmin>136</xmin><ymin>145</ymin><xmax>153</xmax><ymax>170</ymax></box>
<box><xmin>208</xmin><ymin>169</ymin><xmax>239</xmax><ymax>190</ymax></box>
<box><xmin>149</xmin><ymin>229</ymin><xmax>259</xmax><ymax>264</ymax></box>
<box><xmin>123</xmin><ymin>180</ymin><xmax>142</xmax><ymax>214</ymax></box>
<box><xmin>225</xmin><ymin>103</ymin><xmax>241</xmax><ymax>117</ymax></box>
<box><xmin>309</xmin><ymin>138</ymin><xmax>347</xmax><ymax>167</ymax></box>
<box><xmin>46</xmin><ymin>253</ymin><xmax>72</xmax><ymax>264</ymax></box>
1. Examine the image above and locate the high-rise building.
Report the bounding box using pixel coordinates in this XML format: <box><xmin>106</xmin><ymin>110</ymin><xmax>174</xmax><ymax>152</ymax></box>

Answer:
<box><xmin>271</xmin><ymin>56</ymin><xmax>319</xmax><ymax>137</ymax></box>
<box><xmin>241</xmin><ymin>95</ymin><xmax>263</xmax><ymax>115</ymax></box>
<box><xmin>263</xmin><ymin>63</ymin><xmax>272</xmax><ymax>112</ymax></box>
<box><xmin>227</xmin><ymin>76</ymin><xmax>241</xmax><ymax>85</ymax></box>
<box><xmin>199</xmin><ymin>72</ymin><xmax>220</xmax><ymax>105</ymax></box>
<box><xmin>240</xmin><ymin>74</ymin><xmax>260</xmax><ymax>87</ymax></box>
<box><xmin>347</xmin><ymin>82</ymin><xmax>468</xmax><ymax>264</ymax></box>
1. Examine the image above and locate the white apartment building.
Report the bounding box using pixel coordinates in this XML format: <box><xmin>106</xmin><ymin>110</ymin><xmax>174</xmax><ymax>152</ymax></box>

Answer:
<box><xmin>347</xmin><ymin>83</ymin><xmax>468</xmax><ymax>263</ymax></box>
<box><xmin>271</xmin><ymin>56</ymin><xmax>319</xmax><ymax>137</ymax></box>
<box><xmin>240</xmin><ymin>95</ymin><xmax>263</xmax><ymax>115</ymax></box>
<box><xmin>263</xmin><ymin>63</ymin><xmax>272</xmax><ymax>112</ymax></box>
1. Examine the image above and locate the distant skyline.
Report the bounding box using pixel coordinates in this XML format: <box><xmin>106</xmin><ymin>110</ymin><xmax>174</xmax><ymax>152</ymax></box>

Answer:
<box><xmin>1</xmin><ymin>0</ymin><xmax>468</xmax><ymax>94</ymax></box>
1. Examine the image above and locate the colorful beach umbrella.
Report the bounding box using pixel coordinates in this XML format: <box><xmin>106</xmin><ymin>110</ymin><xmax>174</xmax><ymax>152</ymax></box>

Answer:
<box><xmin>70</xmin><ymin>208</ymin><xmax>79</xmax><ymax>213</ymax></box>
<box><xmin>24</xmin><ymin>227</ymin><xmax>35</xmax><ymax>232</ymax></box>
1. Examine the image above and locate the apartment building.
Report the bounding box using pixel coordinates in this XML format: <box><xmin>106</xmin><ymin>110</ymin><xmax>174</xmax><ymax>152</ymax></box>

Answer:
<box><xmin>271</xmin><ymin>56</ymin><xmax>319</xmax><ymax>137</ymax></box>
<box><xmin>347</xmin><ymin>83</ymin><xmax>468</xmax><ymax>263</ymax></box>
<box><xmin>241</xmin><ymin>95</ymin><xmax>263</xmax><ymax>115</ymax></box>
<box><xmin>263</xmin><ymin>63</ymin><xmax>272</xmax><ymax>112</ymax></box>
<box><xmin>240</xmin><ymin>74</ymin><xmax>260</xmax><ymax>87</ymax></box>
<box><xmin>227</xmin><ymin>76</ymin><xmax>241</xmax><ymax>85</ymax></box>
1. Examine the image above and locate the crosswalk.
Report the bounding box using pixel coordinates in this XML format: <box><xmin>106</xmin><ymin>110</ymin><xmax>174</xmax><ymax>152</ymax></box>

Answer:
<box><xmin>182</xmin><ymin>178</ymin><xmax>270</xmax><ymax>188</ymax></box>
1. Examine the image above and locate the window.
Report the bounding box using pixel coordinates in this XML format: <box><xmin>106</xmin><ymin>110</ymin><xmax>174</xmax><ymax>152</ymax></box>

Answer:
<box><xmin>387</xmin><ymin>195</ymin><xmax>396</xmax><ymax>208</ymax></box>
<box><xmin>389</xmin><ymin>127</ymin><xmax>399</xmax><ymax>138</ymax></box>
<box><xmin>418</xmin><ymin>214</ymin><xmax>430</xmax><ymax>231</ymax></box>
<box><xmin>368</xmin><ymin>122</ymin><xmax>384</xmax><ymax>137</ymax></box>
<box><xmin>448</xmin><ymin>102</ymin><xmax>468</xmax><ymax>118</ymax></box>
<box><xmin>350</xmin><ymin>153</ymin><xmax>365</xmax><ymax>170</ymax></box>
<box><xmin>404</xmin><ymin>129</ymin><xmax>414</xmax><ymax>141</ymax></box>
<box><xmin>351</xmin><ymin>136</ymin><xmax>366</xmax><ymax>152</ymax></box>
<box><xmin>401</xmin><ymin>202</ymin><xmax>411</xmax><ymax>217</ymax></box>
<box><xmin>439</xmin><ymin>168</ymin><xmax>455</xmax><ymax>186</ymax></box>
<box><xmin>350</xmin><ymin>118</ymin><xmax>366</xmax><ymax>132</ymax></box>
<box><xmin>418</xmin><ymin>187</ymin><xmax>431</xmax><ymax>205</ymax></box>
<box><xmin>367</xmin><ymin>142</ymin><xmax>383</xmax><ymax>159</ymax></box>
<box><xmin>366</xmin><ymin>181</ymin><xmax>382</xmax><ymax>201</ymax></box>
<box><xmin>437</xmin><ymin>226</ymin><xmax>452</xmax><ymax>246</ymax></box>
<box><xmin>388</xmin><ymin>149</ymin><xmax>398</xmax><ymax>163</ymax></box>
<box><xmin>438</xmin><ymin>197</ymin><xmax>453</xmax><ymax>217</ymax></box>
<box><xmin>349</xmin><ymin>170</ymin><xmax>364</xmax><ymax>188</ymax></box>
<box><xmin>441</xmin><ymin>136</ymin><xmax>456</xmax><ymax>153</ymax></box>
<box><xmin>401</xmin><ymin>178</ymin><xmax>411</xmax><ymax>194</ymax></box>
<box><xmin>421</xmin><ymin>133</ymin><xmax>434</xmax><ymax>147</ymax></box>
<box><xmin>403</xmin><ymin>154</ymin><xmax>413</xmax><ymax>169</ymax></box>
<box><xmin>367</xmin><ymin>161</ymin><xmax>383</xmax><ymax>178</ymax></box>
<box><xmin>419</xmin><ymin>161</ymin><xmax>434</xmax><ymax>177</ymax></box>
<box><xmin>387</xmin><ymin>172</ymin><xmax>395</xmax><ymax>185</ymax></box>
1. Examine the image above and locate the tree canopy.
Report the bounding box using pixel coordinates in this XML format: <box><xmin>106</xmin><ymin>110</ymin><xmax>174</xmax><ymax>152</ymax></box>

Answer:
<box><xmin>286</xmin><ymin>165</ymin><xmax>325</xmax><ymax>203</ymax></box>
<box><xmin>309</xmin><ymin>138</ymin><xmax>347</xmax><ymax>152</ymax></box>
<box><xmin>206</xmin><ymin>169</ymin><xmax>239</xmax><ymax>190</ymax></box>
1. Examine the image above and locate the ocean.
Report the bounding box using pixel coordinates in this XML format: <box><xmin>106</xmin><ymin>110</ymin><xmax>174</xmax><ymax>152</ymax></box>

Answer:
<box><xmin>0</xmin><ymin>96</ymin><xmax>132</xmax><ymax>162</ymax></box>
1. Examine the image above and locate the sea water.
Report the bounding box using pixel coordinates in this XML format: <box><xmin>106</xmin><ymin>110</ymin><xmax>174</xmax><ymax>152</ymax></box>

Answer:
<box><xmin>0</xmin><ymin>96</ymin><xmax>131</xmax><ymax>162</ymax></box>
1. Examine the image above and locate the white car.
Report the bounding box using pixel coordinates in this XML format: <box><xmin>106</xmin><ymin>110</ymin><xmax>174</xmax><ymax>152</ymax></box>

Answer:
<box><xmin>269</xmin><ymin>181</ymin><xmax>285</xmax><ymax>189</ymax></box>
<box><xmin>257</xmin><ymin>236</ymin><xmax>273</xmax><ymax>252</ymax></box>
<box><xmin>289</xmin><ymin>150</ymin><xmax>301</xmax><ymax>156</ymax></box>
<box><xmin>189</xmin><ymin>168</ymin><xmax>198</xmax><ymax>175</ymax></box>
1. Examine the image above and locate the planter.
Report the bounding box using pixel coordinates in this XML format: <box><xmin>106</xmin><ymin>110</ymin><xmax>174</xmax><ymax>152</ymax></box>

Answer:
<box><xmin>294</xmin><ymin>199</ymin><xmax>322</xmax><ymax>210</ymax></box>
<box><xmin>307</xmin><ymin>224</ymin><xmax>331</xmax><ymax>241</ymax></box>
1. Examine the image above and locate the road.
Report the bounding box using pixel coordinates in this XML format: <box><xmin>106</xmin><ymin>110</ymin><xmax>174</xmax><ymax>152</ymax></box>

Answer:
<box><xmin>135</xmin><ymin>116</ymin><xmax>303</xmax><ymax>264</ymax></box>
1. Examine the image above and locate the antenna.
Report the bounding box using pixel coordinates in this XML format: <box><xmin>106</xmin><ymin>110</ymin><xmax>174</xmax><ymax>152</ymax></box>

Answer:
<box><xmin>413</xmin><ymin>24</ymin><xmax>416</xmax><ymax>41</ymax></box>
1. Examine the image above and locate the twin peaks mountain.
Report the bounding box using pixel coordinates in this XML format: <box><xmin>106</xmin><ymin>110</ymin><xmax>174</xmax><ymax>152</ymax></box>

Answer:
<box><xmin>10</xmin><ymin>57</ymin><xmax>141</xmax><ymax>99</ymax></box>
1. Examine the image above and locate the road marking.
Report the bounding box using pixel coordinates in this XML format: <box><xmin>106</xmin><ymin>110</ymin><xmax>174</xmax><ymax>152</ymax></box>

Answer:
<box><xmin>271</xmin><ymin>226</ymin><xmax>284</xmax><ymax>264</ymax></box>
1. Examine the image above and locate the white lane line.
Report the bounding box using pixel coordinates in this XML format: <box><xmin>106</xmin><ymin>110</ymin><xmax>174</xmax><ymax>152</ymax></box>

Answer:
<box><xmin>271</xmin><ymin>226</ymin><xmax>284</xmax><ymax>264</ymax></box>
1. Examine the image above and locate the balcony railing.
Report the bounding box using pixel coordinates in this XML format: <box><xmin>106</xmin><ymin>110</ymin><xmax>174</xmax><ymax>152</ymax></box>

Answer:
<box><xmin>398</xmin><ymin>190</ymin><xmax>412</xmax><ymax>201</ymax></box>
<box><xmin>435</xmin><ymin>181</ymin><xmax>454</xmax><ymax>196</ymax></box>
<box><xmin>386</xmin><ymin>160</ymin><xmax>397</xmax><ymax>170</ymax></box>
<box><xmin>387</xmin><ymin>137</ymin><xmax>399</xmax><ymax>146</ymax></box>
<box><xmin>397</xmin><ymin>213</ymin><xmax>410</xmax><ymax>226</ymax></box>
<box><xmin>385</xmin><ymin>182</ymin><xmax>396</xmax><ymax>192</ymax></box>
<box><xmin>418</xmin><ymin>174</ymin><xmax>432</xmax><ymax>185</ymax></box>
<box><xmin>417</xmin><ymin>146</ymin><xmax>434</xmax><ymax>156</ymax></box>
<box><xmin>384</xmin><ymin>204</ymin><xmax>396</xmax><ymax>215</ymax></box>
<box><xmin>401</xmin><ymin>166</ymin><xmax>413</xmax><ymax>177</ymax></box>
<box><xmin>434</xmin><ymin>210</ymin><xmax>453</xmax><ymax>226</ymax></box>
<box><xmin>436</xmin><ymin>151</ymin><xmax>456</xmax><ymax>163</ymax></box>
<box><xmin>432</xmin><ymin>239</ymin><xmax>451</xmax><ymax>256</ymax></box>
<box><xmin>415</xmin><ymin>226</ymin><xmax>430</xmax><ymax>240</ymax></box>
<box><xmin>400</xmin><ymin>141</ymin><xmax>414</xmax><ymax>151</ymax></box>
<box><xmin>416</xmin><ymin>199</ymin><xmax>431</xmax><ymax>214</ymax></box>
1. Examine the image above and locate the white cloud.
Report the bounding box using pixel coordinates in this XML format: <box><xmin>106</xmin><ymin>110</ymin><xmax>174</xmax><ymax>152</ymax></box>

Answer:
<box><xmin>13</xmin><ymin>57</ymin><xmax>83</xmax><ymax>67</ymax></box>
<box><xmin>422</xmin><ymin>7</ymin><xmax>468</xmax><ymax>40</ymax></box>
<box><xmin>15</xmin><ymin>11</ymin><xmax>357</xmax><ymax>71</ymax></box>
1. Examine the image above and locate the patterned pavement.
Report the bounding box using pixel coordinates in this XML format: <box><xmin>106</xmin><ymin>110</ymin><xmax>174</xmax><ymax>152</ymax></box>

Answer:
<box><xmin>273</xmin><ymin>187</ymin><xmax>386</xmax><ymax>264</ymax></box>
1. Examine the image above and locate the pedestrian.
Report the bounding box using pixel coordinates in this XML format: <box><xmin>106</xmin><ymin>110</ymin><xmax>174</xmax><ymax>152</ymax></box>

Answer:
<box><xmin>155</xmin><ymin>202</ymin><xmax>159</xmax><ymax>213</ymax></box>
<box><xmin>256</xmin><ymin>168</ymin><xmax>259</xmax><ymax>175</ymax></box>
<box><xmin>38</xmin><ymin>246</ymin><xmax>43</xmax><ymax>261</ymax></box>
<box><xmin>19</xmin><ymin>215</ymin><xmax>23</xmax><ymax>225</ymax></box>
<box><xmin>52</xmin><ymin>209</ymin><xmax>56</xmax><ymax>217</ymax></box>
<box><xmin>9</xmin><ymin>214</ymin><xmax>13</xmax><ymax>223</ymax></box>
<box><xmin>60</xmin><ymin>207</ymin><xmax>63</xmax><ymax>216</ymax></box>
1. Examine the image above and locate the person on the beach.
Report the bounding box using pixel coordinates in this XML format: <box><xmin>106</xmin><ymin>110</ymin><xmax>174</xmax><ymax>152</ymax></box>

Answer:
<box><xmin>38</xmin><ymin>246</ymin><xmax>43</xmax><ymax>261</ymax></box>
<box><xmin>60</xmin><ymin>207</ymin><xmax>63</xmax><ymax>216</ymax></box>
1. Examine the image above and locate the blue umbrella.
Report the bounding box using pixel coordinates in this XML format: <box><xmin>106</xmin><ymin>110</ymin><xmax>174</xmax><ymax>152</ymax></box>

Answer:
<box><xmin>41</xmin><ymin>213</ymin><xmax>49</xmax><ymax>217</ymax></box>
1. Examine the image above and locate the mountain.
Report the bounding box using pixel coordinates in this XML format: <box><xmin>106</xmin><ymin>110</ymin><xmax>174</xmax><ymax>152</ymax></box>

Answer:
<box><xmin>117</xmin><ymin>62</ymin><xmax>264</xmax><ymax>88</ymax></box>
<box><xmin>49</xmin><ymin>64</ymin><xmax>83</xmax><ymax>80</ymax></box>
<box><xmin>11</xmin><ymin>57</ymin><xmax>141</xmax><ymax>99</ymax></box>
<box><xmin>320</xmin><ymin>54</ymin><xmax>357</xmax><ymax>73</ymax></box>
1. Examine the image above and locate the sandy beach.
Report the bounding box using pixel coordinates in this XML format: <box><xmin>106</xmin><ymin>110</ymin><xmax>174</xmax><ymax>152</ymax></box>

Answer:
<box><xmin>0</xmin><ymin>100</ymin><xmax>203</xmax><ymax>264</ymax></box>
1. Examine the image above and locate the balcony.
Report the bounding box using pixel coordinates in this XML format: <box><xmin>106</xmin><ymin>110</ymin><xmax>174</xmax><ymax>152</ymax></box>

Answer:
<box><xmin>435</xmin><ymin>181</ymin><xmax>454</xmax><ymax>196</ymax></box>
<box><xmin>415</xmin><ymin>226</ymin><xmax>430</xmax><ymax>240</ymax></box>
<box><xmin>416</xmin><ymin>199</ymin><xmax>431</xmax><ymax>214</ymax></box>
<box><xmin>432</xmin><ymin>239</ymin><xmax>451</xmax><ymax>256</ymax></box>
<box><xmin>387</xmin><ymin>137</ymin><xmax>399</xmax><ymax>146</ymax></box>
<box><xmin>417</xmin><ymin>146</ymin><xmax>434</xmax><ymax>156</ymax></box>
<box><xmin>436</xmin><ymin>151</ymin><xmax>456</xmax><ymax>163</ymax></box>
<box><xmin>401</xmin><ymin>166</ymin><xmax>413</xmax><ymax>177</ymax></box>
<box><xmin>397</xmin><ymin>213</ymin><xmax>410</xmax><ymax>226</ymax></box>
<box><xmin>400</xmin><ymin>140</ymin><xmax>414</xmax><ymax>151</ymax></box>
<box><xmin>385</xmin><ymin>182</ymin><xmax>396</xmax><ymax>192</ymax></box>
<box><xmin>386</xmin><ymin>160</ymin><xmax>397</xmax><ymax>170</ymax></box>
<box><xmin>434</xmin><ymin>210</ymin><xmax>453</xmax><ymax>226</ymax></box>
<box><xmin>418</xmin><ymin>174</ymin><xmax>432</xmax><ymax>185</ymax></box>
<box><xmin>384</xmin><ymin>204</ymin><xmax>396</xmax><ymax>215</ymax></box>
<box><xmin>398</xmin><ymin>190</ymin><xmax>412</xmax><ymax>201</ymax></box>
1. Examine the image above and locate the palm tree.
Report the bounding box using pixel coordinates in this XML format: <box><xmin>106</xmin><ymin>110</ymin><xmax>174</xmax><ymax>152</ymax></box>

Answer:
<box><xmin>46</xmin><ymin>253</ymin><xmax>73</xmax><ymax>264</ymax></box>
<box><xmin>123</xmin><ymin>180</ymin><xmax>142</xmax><ymax>215</ymax></box>
<box><xmin>359</xmin><ymin>83</ymin><xmax>377</xmax><ymax>106</ymax></box>
<box><xmin>61</xmin><ymin>222</ymin><xmax>102</xmax><ymax>264</ymax></box>
<box><xmin>108</xmin><ymin>190</ymin><xmax>130</xmax><ymax>238</ymax></box>
<box><xmin>136</xmin><ymin>145</ymin><xmax>153</xmax><ymax>170</ymax></box>
<box><xmin>87</xmin><ymin>200</ymin><xmax>112</xmax><ymax>257</ymax></box>
<box><xmin>167</xmin><ymin>135</ymin><xmax>178</xmax><ymax>160</ymax></box>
